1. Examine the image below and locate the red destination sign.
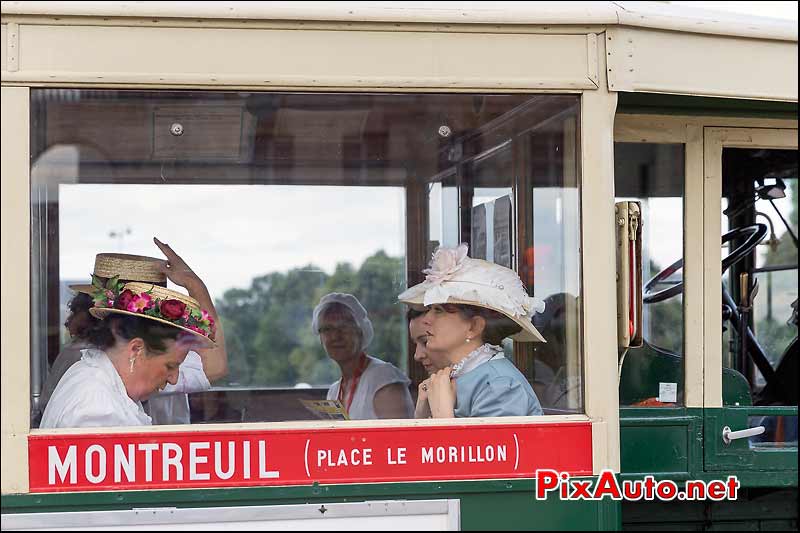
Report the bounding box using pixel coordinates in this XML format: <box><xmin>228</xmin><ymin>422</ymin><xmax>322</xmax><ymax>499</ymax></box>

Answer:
<box><xmin>29</xmin><ymin>422</ymin><xmax>592</xmax><ymax>492</ymax></box>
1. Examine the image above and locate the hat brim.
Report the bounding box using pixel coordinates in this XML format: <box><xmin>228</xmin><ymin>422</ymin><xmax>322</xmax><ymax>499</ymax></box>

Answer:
<box><xmin>400</xmin><ymin>294</ymin><xmax>546</xmax><ymax>343</ymax></box>
<box><xmin>88</xmin><ymin>307</ymin><xmax>216</xmax><ymax>348</ymax></box>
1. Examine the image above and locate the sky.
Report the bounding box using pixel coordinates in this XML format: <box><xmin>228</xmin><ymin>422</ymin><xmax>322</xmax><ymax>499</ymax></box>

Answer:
<box><xmin>59</xmin><ymin>184</ymin><xmax>407</xmax><ymax>299</ymax></box>
<box><xmin>670</xmin><ymin>1</ymin><xmax>797</xmax><ymax>21</ymax></box>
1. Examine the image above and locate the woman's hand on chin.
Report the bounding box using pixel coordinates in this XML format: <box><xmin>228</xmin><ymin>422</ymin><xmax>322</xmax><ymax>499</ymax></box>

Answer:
<box><xmin>428</xmin><ymin>367</ymin><xmax>456</xmax><ymax>418</ymax></box>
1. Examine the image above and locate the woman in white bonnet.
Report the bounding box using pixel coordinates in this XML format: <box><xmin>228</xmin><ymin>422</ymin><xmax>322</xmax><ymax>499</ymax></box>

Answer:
<box><xmin>399</xmin><ymin>244</ymin><xmax>545</xmax><ymax>418</ymax></box>
<box><xmin>312</xmin><ymin>293</ymin><xmax>414</xmax><ymax>419</ymax></box>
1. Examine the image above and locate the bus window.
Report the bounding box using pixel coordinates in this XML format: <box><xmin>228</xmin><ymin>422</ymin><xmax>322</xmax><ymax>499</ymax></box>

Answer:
<box><xmin>529</xmin><ymin>113</ymin><xmax>582</xmax><ymax>413</ymax></box>
<box><xmin>614</xmin><ymin>143</ymin><xmax>686</xmax><ymax>407</ymax></box>
<box><xmin>29</xmin><ymin>89</ymin><xmax>583</xmax><ymax>428</ymax></box>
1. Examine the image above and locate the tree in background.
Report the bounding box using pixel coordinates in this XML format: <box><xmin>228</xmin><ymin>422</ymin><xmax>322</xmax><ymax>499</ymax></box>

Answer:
<box><xmin>216</xmin><ymin>251</ymin><xmax>406</xmax><ymax>387</ymax></box>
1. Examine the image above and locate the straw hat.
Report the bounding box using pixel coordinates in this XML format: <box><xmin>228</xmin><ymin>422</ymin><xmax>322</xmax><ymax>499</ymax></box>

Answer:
<box><xmin>89</xmin><ymin>282</ymin><xmax>216</xmax><ymax>347</ymax></box>
<box><xmin>398</xmin><ymin>244</ymin><xmax>547</xmax><ymax>342</ymax></box>
<box><xmin>70</xmin><ymin>253</ymin><xmax>166</xmax><ymax>294</ymax></box>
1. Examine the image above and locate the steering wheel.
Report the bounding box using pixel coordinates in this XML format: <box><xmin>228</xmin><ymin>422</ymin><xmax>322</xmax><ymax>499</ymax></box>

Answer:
<box><xmin>644</xmin><ymin>223</ymin><xmax>768</xmax><ymax>304</ymax></box>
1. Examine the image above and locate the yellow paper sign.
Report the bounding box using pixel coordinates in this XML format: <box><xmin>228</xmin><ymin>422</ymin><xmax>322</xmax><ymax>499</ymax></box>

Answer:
<box><xmin>300</xmin><ymin>399</ymin><xmax>350</xmax><ymax>420</ymax></box>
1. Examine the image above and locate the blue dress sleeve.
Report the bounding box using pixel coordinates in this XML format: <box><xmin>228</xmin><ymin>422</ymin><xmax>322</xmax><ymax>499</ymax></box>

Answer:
<box><xmin>467</xmin><ymin>376</ymin><xmax>543</xmax><ymax>417</ymax></box>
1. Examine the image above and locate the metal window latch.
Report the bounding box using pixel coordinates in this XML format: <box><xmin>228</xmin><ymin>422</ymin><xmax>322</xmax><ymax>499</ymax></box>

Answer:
<box><xmin>722</xmin><ymin>425</ymin><xmax>765</xmax><ymax>445</ymax></box>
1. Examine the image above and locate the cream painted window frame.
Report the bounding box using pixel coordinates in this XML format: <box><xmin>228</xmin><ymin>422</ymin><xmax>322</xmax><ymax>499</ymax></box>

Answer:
<box><xmin>702</xmin><ymin>127</ymin><xmax>798</xmax><ymax>408</ymax></box>
<box><xmin>614</xmin><ymin>116</ymin><xmax>798</xmax><ymax>409</ymax></box>
<box><xmin>2</xmin><ymin>86</ymin><xmax>617</xmax><ymax>494</ymax></box>
<box><xmin>614</xmin><ymin>116</ymin><xmax>703</xmax><ymax>408</ymax></box>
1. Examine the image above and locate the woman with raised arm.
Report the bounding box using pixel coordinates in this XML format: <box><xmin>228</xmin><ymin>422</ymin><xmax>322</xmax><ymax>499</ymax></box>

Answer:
<box><xmin>40</xmin><ymin>278</ymin><xmax>218</xmax><ymax>428</ymax></box>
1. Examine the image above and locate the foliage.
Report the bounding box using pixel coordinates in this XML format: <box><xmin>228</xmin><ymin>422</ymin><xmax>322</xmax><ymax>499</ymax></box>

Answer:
<box><xmin>215</xmin><ymin>251</ymin><xmax>406</xmax><ymax>387</ymax></box>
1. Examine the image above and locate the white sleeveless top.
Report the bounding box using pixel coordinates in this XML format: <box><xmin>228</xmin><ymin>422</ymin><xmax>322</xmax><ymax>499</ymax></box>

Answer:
<box><xmin>327</xmin><ymin>355</ymin><xmax>414</xmax><ymax>420</ymax></box>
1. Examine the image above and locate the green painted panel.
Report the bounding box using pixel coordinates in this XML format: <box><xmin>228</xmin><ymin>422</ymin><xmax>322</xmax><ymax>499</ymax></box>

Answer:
<box><xmin>620</xmin><ymin>425</ymin><xmax>691</xmax><ymax>474</ymax></box>
<box><xmin>617</xmin><ymin>93</ymin><xmax>798</xmax><ymax>119</ymax></box>
<box><xmin>622</xmin><ymin>488</ymin><xmax>798</xmax><ymax>531</ymax></box>
<box><xmin>459</xmin><ymin>491</ymin><xmax>614</xmax><ymax>531</ymax></box>
<box><xmin>722</xmin><ymin>368</ymin><xmax>752</xmax><ymax>407</ymax></box>
<box><xmin>620</xmin><ymin>407</ymin><xmax>797</xmax><ymax>487</ymax></box>
<box><xmin>619</xmin><ymin>345</ymin><xmax>683</xmax><ymax>405</ymax></box>
<box><xmin>704</xmin><ymin>407</ymin><xmax>798</xmax><ymax>473</ymax></box>
<box><xmin>620</xmin><ymin>408</ymin><xmax>703</xmax><ymax>477</ymax></box>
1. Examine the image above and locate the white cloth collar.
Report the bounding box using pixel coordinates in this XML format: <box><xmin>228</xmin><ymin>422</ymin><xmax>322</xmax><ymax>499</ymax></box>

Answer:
<box><xmin>450</xmin><ymin>343</ymin><xmax>505</xmax><ymax>379</ymax></box>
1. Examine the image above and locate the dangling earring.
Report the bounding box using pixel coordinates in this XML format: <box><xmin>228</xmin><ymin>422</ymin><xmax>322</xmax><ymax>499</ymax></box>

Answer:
<box><xmin>129</xmin><ymin>356</ymin><xmax>136</xmax><ymax>373</ymax></box>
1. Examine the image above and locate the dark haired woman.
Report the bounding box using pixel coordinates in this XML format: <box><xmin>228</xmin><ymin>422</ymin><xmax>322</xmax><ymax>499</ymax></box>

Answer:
<box><xmin>36</xmin><ymin>292</ymin><xmax>98</xmax><ymax>421</ymax></box>
<box><xmin>399</xmin><ymin>244</ymin><xmax>546</xmax><ymax>418</ymax></box>
<box><xmin>36</xmin><ymin>239</ymin><xmax>227</xmax><ymax>426</ymax></box>
<box><xmin>40</xmin><ymin>282</ymin><xmax>216</xmax><ymax>428</ymax></box>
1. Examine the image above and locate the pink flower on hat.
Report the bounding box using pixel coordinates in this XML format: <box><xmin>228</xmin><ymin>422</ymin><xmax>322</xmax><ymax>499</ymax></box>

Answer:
<box><xmin>115</xmin><ymin>289</ymin><xmax>136</xmax><ymax>310</ymax></box>
<box><xmin>196</xmin><ymin>310</ymin><xmax>216</xmax><ymax>338</ymax></box>
<box><xmin>127</xmin><ymin>293</ymin><xmax>154</xmax><ymax>313</ymax></box>
<box><xmin>188</xmin><ymin>325</ymin><xmax>208</xmax><ymax>336</ymax></box>
<box><xmin>423</xmin><ymin>243</ymin><xmax>469</xmax><ymax>285</ymax></box>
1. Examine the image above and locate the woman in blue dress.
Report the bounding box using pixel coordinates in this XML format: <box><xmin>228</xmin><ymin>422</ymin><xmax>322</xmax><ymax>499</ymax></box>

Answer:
<box><xmin>399</xmin><ymin>243</ymin><xmax>547</xmax><ymax>419</ymax></box>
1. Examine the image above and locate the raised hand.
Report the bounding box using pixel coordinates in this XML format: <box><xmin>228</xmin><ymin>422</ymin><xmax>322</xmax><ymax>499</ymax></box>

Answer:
<box><xmin>153</xmin><ymin>237</ymin><xmax>202</xmax><ymax>292</ymax></box>
<box><xmin>427</xmin><ymin>367</ymin><xmax>456</xmax><ymax>418</ymax></box>
<box><xmin>152</xmin><ymin>237</ymin><xmax>228</xmax><ymax>382</ymax></box>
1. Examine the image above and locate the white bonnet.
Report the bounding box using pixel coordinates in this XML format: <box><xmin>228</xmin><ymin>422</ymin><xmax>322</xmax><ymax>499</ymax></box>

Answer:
<box><xmin>398</xmin><ymin>243</ymin><xmax>547</xmax><ymax>343</ymax></box>
<box><xmin>311</xmin><ymin>292</ymin><xmax>374</xmax><ymax>352</ymax></box>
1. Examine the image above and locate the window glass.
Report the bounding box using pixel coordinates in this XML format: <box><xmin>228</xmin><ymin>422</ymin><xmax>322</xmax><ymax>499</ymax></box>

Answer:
<box><xmin>530</xmin><ymin>114</ymin><xmax>581</xmax><ymax>412</ymax></box>
<box><xmin>614</xmin><ymin>143</ymin><xmax>686</xmax><ymax>407</ymax></box>
<box><xmin>748</xmin><ymin>415</ymin><xmax>798</xmax><ymax>448</ymax></box>
<box><xmin>30</xmin><ymin>90</ymin><xmax>582</xmax><ymax>427</ymax></box>
<box><xmin>425</xmin><ymin>101</ymin><xmax>583</xmax><ymax>413</ymax></box>
<box><xmin>752</xmin><ymin>179</ymin><xmax>797</xmax><ymax>388</ymax></box>
<box><xmin>720</xmin><ymin>148</ymin><xmax>798</xmax><ymax>407</ymax></box>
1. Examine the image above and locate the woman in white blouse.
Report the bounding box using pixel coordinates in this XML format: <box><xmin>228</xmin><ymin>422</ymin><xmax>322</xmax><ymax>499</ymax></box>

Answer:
<box><xmin>37</xmin><ymin>238</ymin><xmax>227</xmax><ymax>426</ymax></box>
<box><xmin>40</xmin><ymin>281</ymin><xmax>217</xmax><ymax>429</ymax></box>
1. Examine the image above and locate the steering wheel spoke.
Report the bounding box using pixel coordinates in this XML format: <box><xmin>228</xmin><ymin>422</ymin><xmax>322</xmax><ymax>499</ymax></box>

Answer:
<box><xmin>643</xmin><ymin>224</ymin><xmax>768</xmax><ymax>304</ymax></box>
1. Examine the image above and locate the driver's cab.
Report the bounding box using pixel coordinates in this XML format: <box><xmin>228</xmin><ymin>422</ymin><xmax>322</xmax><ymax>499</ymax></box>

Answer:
<box><xmin>614</xmin><ymin>110</ymin><xmax>797</xmax><ymax>486</ymax></box>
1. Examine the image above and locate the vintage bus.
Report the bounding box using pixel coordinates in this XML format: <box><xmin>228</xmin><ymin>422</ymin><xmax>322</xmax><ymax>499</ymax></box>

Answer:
<box><xmin>1</xmin><ymin>1</ymin><xmax>797</xmax><ymax>530</ymax></box>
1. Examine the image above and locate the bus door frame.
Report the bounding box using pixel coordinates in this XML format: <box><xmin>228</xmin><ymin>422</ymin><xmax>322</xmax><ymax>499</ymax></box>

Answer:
<box><xmin>702</xmin><ymin>126</ymin><xmax>799</xmax><ymax>472</ymax></box>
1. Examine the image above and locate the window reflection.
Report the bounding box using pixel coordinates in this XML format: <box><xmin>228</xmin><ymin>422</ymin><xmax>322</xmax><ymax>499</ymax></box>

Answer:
<box><xmin>31</xmin><ymin>90</ymin><xmax>583</xmax><ymax>425</ymax></box>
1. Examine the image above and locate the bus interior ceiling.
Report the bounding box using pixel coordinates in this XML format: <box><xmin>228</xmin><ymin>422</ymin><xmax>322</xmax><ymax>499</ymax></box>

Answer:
<box><xmin>34</xmin><ymin>91</ymin><xmax>575</xmax><ymax>189</ymax></box>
